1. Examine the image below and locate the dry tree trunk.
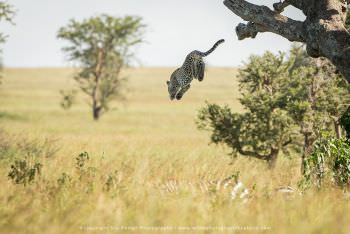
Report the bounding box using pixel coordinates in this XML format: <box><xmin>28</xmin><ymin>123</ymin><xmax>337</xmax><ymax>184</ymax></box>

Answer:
<box><xmin>223</xmin><ymin>0</ymin><xmax>350</xmax><ymax>83</ymax></box>
<box><xmin>267</xmin><ymin>148</ymin><xmax>279</xmax><ymax>169</ymax></box>
<box><xmin>334</xmin><ymin>120</ymin><xmax>343</xmax><ymax>139</ymax></box>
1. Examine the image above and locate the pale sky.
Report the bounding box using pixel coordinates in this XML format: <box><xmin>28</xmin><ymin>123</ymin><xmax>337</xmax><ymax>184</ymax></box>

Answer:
<box><xmin>1</xmin><ymin>0</ymin><xmax>304</xmax><ymax>67</ymax></box>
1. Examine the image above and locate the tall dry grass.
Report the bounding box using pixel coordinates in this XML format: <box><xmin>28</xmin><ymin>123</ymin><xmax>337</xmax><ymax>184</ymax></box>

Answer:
<box><xmin>0</xmin><ymin>68</ymin><xmax>349</xmax><ymax>234</ymax></box>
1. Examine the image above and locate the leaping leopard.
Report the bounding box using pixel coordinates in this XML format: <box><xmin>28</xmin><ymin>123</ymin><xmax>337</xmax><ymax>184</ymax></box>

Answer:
<box><xmin>166</xmin><ymin>39</ymin><xmax>225</xmax><ymax>100</ymax></box>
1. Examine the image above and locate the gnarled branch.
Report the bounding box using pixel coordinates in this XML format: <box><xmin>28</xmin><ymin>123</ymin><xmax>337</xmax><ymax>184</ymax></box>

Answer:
<box><xmin>223</xmin><ymin>0</ymin><xmax>350</xmax><ymax>83</ymax></box>
<box><xmin>224</xmin><ymin>0</ymin><xmax>305</xmax><ymax>42</ymax></box>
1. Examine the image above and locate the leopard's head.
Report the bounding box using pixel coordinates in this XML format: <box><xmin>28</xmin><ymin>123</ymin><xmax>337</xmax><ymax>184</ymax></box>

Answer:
<box><xmin>166</xmin><ymin>80</ymin><xmax>177</xmax><ymax>100</ymax></box>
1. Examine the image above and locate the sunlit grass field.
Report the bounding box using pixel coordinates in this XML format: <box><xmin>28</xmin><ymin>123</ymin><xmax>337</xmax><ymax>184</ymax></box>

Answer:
<box><xmin>0</xmin><ymin>67</ymin><xmax>349</xmax><ymax>234</ymax></box>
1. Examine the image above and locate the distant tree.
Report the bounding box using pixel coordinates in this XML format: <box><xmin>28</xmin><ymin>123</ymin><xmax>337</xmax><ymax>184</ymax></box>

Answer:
<box><xmin>198</xmin><ymin>48</ymin><xmax>350</xmax><ymax>170</ymax></box>
<box><xmin>197</xmin><ymin>52</ymin><xmax>298</xmax><ymax>168</ymax></box>
<box><xmin>57</xmin><ymin>15</ymin><xmax>145</xmax><ymax>120</ymax></box>
<box><xmin>0</xmin><ymin>1</ymin><xmax>15</xmax><ymax>80</ymax></box>
<box><xmin>0</xmin><ymin>1</ymin><xmax>14</xmax><ymax>43</ymax></box>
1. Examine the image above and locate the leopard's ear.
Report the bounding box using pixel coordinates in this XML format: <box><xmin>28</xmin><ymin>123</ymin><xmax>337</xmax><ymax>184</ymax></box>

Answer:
<box><xmin>166</xmin><ymin>81</ymin><xmax>170</xmax><ymax>85</ymax></box>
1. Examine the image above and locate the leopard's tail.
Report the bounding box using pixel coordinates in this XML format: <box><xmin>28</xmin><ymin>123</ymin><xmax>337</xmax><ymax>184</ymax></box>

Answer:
<box><xmin>198</xmin><ymin>39</ymin><xmax>225</xmax><ymax>57</ymax></box>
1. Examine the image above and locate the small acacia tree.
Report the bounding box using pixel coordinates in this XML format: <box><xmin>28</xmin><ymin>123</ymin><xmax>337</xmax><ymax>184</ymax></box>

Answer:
<box><xmin>197</xmin><ymin>52</ymin><xmax>298</xmax><ymax>168</ymax></box>
<box><xmin>198</xmin><ymin>48</ymin><xmax>350</xmax><ymax>169</ymax></box>
<box><xmin>58</xmin><ymin>15</ymin><xmax>145</xmax><ymax>120</ymax></box>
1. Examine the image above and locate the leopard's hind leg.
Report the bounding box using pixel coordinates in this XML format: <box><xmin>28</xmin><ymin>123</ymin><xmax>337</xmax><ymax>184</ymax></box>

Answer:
<box><xmin>197</xmin><ymin>60</ymin><xmax>205</xmax><ymax>82</ymax></box>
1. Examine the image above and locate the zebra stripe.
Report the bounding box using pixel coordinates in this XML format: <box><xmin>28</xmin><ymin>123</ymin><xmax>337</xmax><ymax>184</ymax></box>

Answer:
<box><xmin>154</xmin><ymin>177</ymin><xmax>249</xmax><ymax>202</ymax></box>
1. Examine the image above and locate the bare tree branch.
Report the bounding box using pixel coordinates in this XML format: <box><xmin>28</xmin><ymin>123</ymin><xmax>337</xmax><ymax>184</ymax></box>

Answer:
<box><xmin>224</xmin><ymin>0</ymin><xmax>305</xmax><ymax>42</ymax></box>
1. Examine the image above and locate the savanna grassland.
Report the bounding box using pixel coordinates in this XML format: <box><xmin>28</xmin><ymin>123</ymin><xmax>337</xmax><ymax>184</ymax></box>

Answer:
<box><xmin>0</xmin><ymin>67</ymin><xmax>349</xmax><ymax>234</ymax></box>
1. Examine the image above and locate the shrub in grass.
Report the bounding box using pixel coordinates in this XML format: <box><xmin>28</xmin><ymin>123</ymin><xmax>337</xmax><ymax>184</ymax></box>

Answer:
<box><xmin>8</xmin><ymin>158</ymin><xmax>42</xmax><ymax>186</ymax></box>
<box><xmin>303</xmin><ymin>135</ymin><xmax>350</xmax><ymax>189</ymax></box>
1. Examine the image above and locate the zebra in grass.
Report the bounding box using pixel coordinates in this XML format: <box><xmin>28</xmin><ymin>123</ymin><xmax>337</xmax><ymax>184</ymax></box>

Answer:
<box><xmin>155</xmin><ymin>174</ymin><xmax>250</xmax><ymax>203</ymax></box>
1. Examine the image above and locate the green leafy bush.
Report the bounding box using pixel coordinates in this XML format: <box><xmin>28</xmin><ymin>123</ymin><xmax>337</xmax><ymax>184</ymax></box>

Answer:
<box><xmin>197</xmin><ymin>52</ymin><xmax>298</xmax><ymax>168</ymax></box>
<box><xmin>303</xmin><ymin>136</ymin><xmax>350</xmax><ymax>189</ymax></box>
<box><xmin>8</xmin><ymin>158</ymin><xmax>42</xmax><ymax>186</ymax></box>
<box><xmin>340</xmin><ymin>106</ymin><xmax>350</xmax><ymax>139</ymax></box>
<box><xmin>0</xmin><ymin>130</ymin><xmax>57</xmax><ymax>186</ymax></box>
<box><xmin>198</xmin><ymin>47</ymin><xmax>350</xmax><ymax>171</ymax></box>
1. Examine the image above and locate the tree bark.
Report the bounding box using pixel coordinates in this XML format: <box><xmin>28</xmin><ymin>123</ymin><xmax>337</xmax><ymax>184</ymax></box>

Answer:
<box><xmin>93</xmin><ymin>106</ymin><xmax>101</xmax><ymax>121</ymax></box>
<box><xmin>267</xmin><ymin>148</ymin><xmax>279</xmax><ymax>169</ymax></box>
<box><xmin>237</xmin><ymin>142</ymin><xmax>281</xmax><ymax>169</ymax></box>
<box><xmin>223</xmin><ymin>0</ymin><xmax>350</xmax><ymax>83</ymax></box>
<box><xmin>91</xmin><ymin>48</ymin><xmax>104</xmax><ymax>121</ymax></box>
<box><xmin>334</xmin><ymin>120</ymin><xmax>342</xmax><ymax>139</ymax></box>
<box><xmin>301</xmin><ymin>132</ymin><xmax>315</xmax><ymax>174</ymax></box>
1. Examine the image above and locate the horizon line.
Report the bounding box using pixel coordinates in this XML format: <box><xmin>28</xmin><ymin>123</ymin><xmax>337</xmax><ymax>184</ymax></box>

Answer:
<box><xmin>3</xmin><ymin>65</ymin><xmax>239</xmax><ymax>69</ymax></box>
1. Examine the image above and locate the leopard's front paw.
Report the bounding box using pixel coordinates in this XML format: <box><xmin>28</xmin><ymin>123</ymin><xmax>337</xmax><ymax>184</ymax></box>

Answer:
<box><xmin>176</xmin><ymin>93</ymin><xmax>183</xmax><ymax>100</ymax></box>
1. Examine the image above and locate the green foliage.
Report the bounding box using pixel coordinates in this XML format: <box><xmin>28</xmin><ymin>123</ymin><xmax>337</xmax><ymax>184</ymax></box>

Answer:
<box><xmin>339</xmin><ymin>10</ymin><xmax>350</xmax><ymax>139</ymax></box>
<box><xmin>75</xmin><ymin>151</ymin><xmax>90</xmax><ymax>170</ymax></box>
<box><xmin>303</xmin><ymin>135</ymin><xmax>350</xmax><ymax>189</ymax></box>
<box><xmin>1</xmin><ymin>130</ymin><xmax>57</xmax><ymax>186</ymax></box>
<box><xmin>57</xmin><ymin>15</ymin><xmax>145</xmax><ymax>120</ymax></box>
<box><xmin>59</xmin><ymin>89</ymin><xmax>77</xmax><ymax>110</ymax></box>
<box><xmin>198</xmin><ymin>46</ymin><xmax>350</xmax><ymax>169</ymax></box>
<box><xmin>0</xmin><ymin>1</ymin><xmax>15</xmax><ymax>81</ymax></box>
<box><xmin>198</xmin><ymin>52</ymin><xmax>297</xmax><ymax>168</ymax></box>
<box><xmin>340</xmin><ymin>107</ymin><xmax>350</xmax><ymax>139</ymax></box>
<box><xmin>0</xmin><ymin>1</ymin><xmax>14</xmax><ymax>43</ymax></box>
<box><xmin>75</xmin><ymin>151</ymin><xmax>97</xmax><ymax>193</ymax></box>
<box><xmin>8</xmin><ymin>158</ymin><xmax>42</xmax><ymax>186</ymax></box>
<box><xmin>282</xmin><ymin>44</ymin><xmax>350</xmax><ymax>167</ymax></box>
